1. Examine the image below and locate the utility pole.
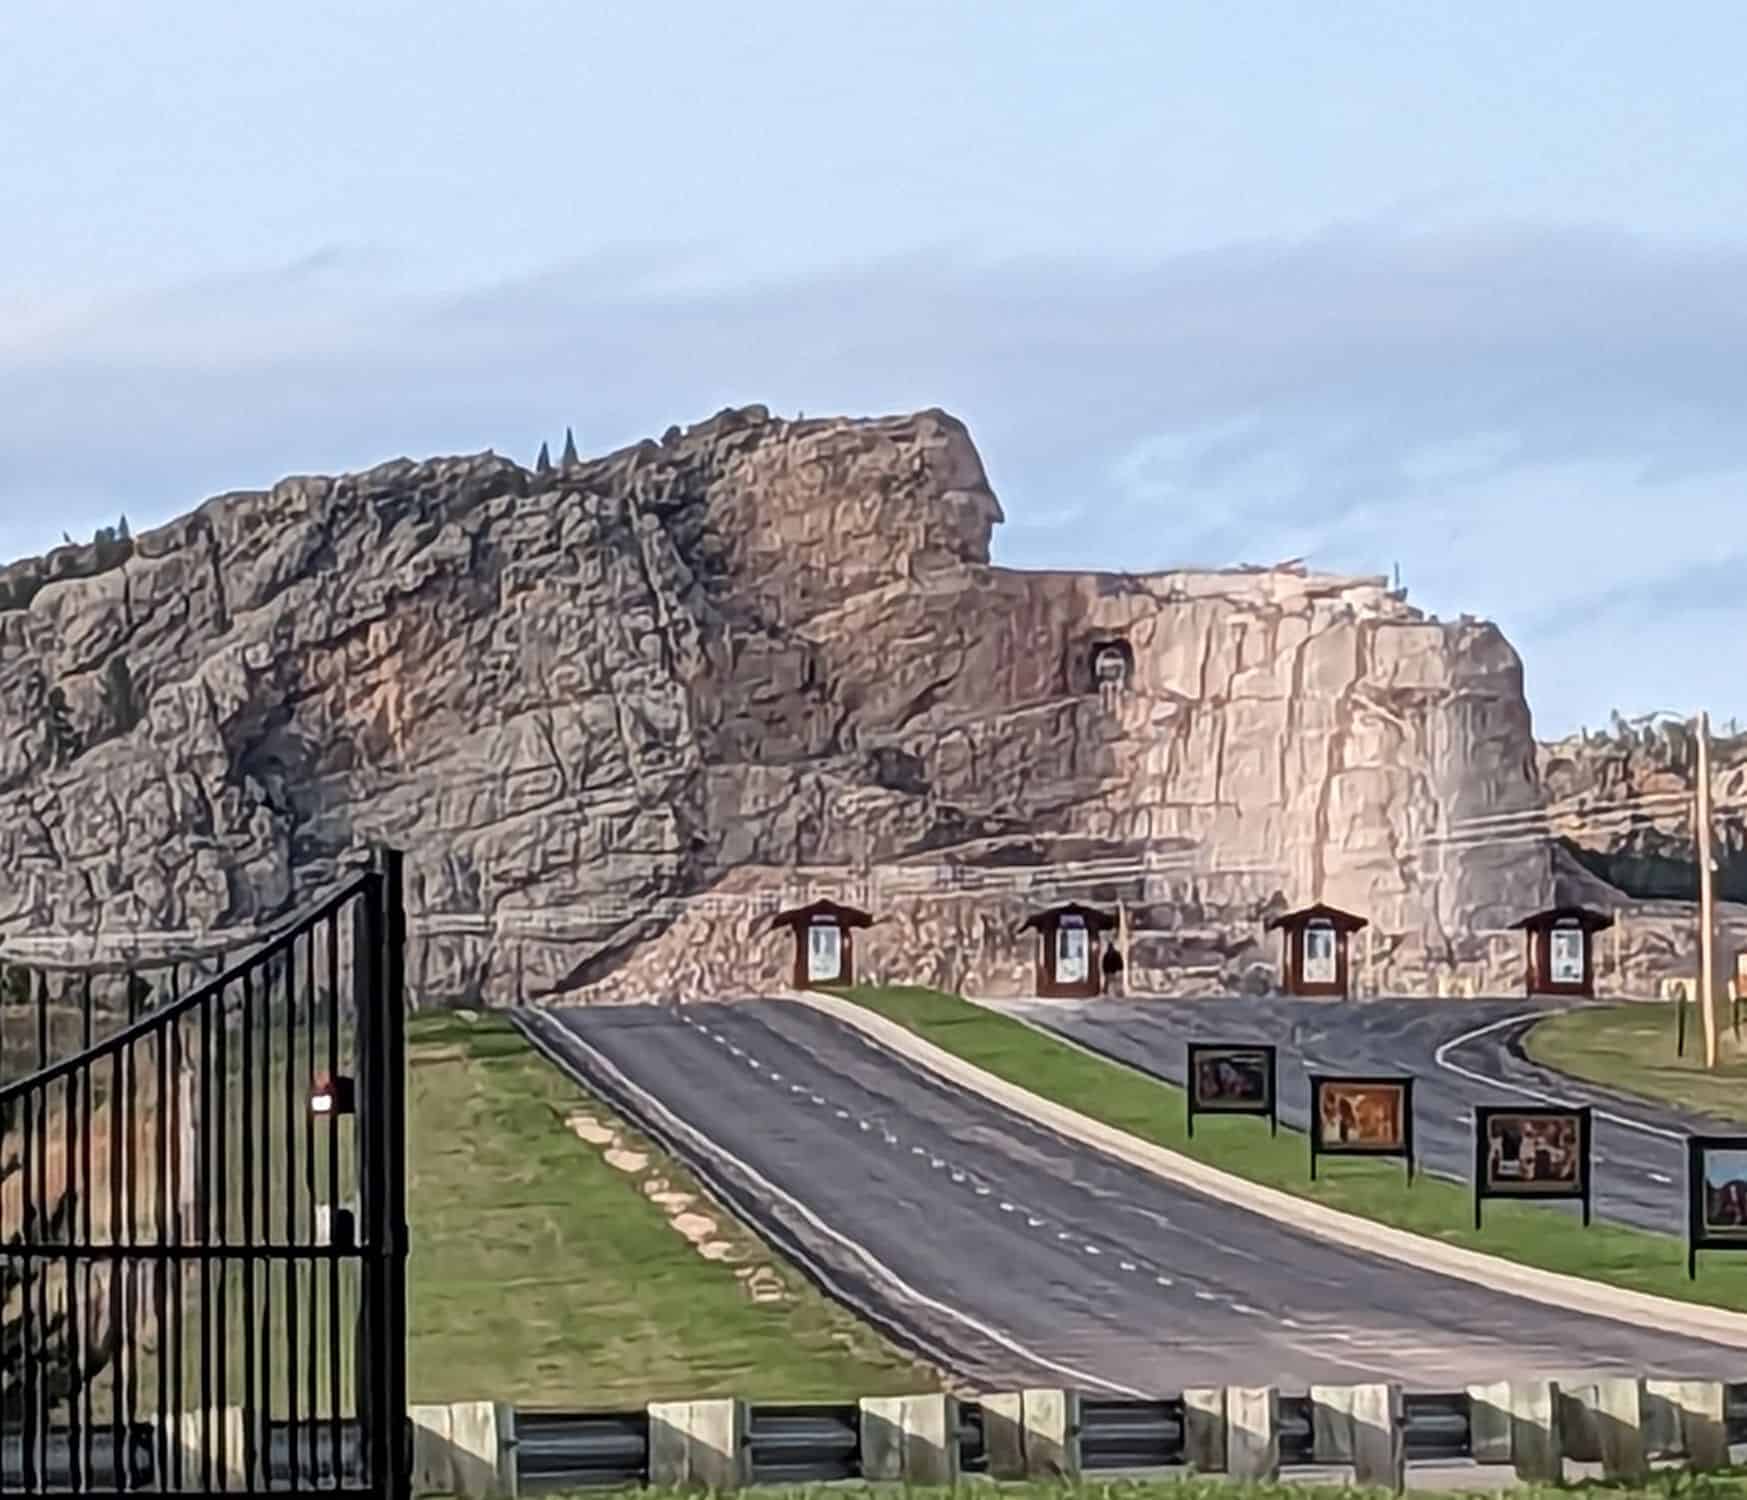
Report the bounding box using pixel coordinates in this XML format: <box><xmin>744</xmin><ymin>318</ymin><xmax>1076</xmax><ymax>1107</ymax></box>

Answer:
<box><xmin>1696</xmin><ymin>710</ymin><xmax>1719</xmax><ymax>1069</ymax></box>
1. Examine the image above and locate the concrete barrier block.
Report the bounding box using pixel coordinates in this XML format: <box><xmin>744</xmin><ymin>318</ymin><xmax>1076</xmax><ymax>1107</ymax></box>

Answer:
<box><xmin>649</xmin><ymin>1399</ymin><xmax>748</xmax><ymax>1491</ymax></box>
<box><xmin>173</xmin><ymin>1409</ymin><xmax>247</xmax><ymax>1491</ymax></box>
<box><xmin>1466</xmin><ymin>1381</ymin><xmax>1513</xmax><ymax>1464</ymax></box>
<box><xmin>1225</xmin><ymin>1385</ymin><xmax>1279</xmax><ymax>1482</ymax></box>
<box><xmin>979</xmin><ymin>1393</ymin><xmax>1026</xmax><ymax>1480</ymax></box>
<box><xmin>1182</xmin><ymin>1387</ymin><xmax>1226</xmax><ymax>1473</ymax></box>
<box><xmin>1559</xmin><ymin>1378</ymin><xmax>1645</xmax><ymax>1479</ymax></box>
<box><xmin>1021</xmin><ymin>1387</ymin><xmax>1080</xmax><ymax>1479</ymax></box>
<box><xmin>1311</xmin><ymin>1383</ymin><xmax>1404</xmax><ymax>1491</ymax></box>
<box><xmin>1644</xmin><ymin>1380</ymin><xmax>1729</xmax><ymax>1470</ymax></box>
<box><xmin>1508</xmin><ymin>1380</ymin><xmax>1563</xmax><ymax>1483</ymax></box>
<box><xmin>859</xmin><ymin>1393</ymin><xmax>959</xmax><ymax>1485</ymax></box>
<box><xmin>450</xmin><ymin>1400</ymin><xmax>517</xmax><ymax>1498</ymax></box>
<box><xmin>409</xmin><ymin>1404</ymin><xmax>455</xmax><ymax>1495</ymax></box>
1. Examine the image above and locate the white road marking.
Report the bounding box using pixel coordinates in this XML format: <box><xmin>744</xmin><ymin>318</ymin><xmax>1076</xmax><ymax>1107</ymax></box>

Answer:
<box><xmin>1434</xmin><ymin>1014</ymin><xmax>1683</xmax><ymax>1141</ymax></box>
<box><xmin>1231</xmin><ymin>1303</ymin><xmax>1263</xmax><ymax>1315</ymax></box>
<box><xmin>518</xmin><ymin>1011</ymin><xmax>1150</xmax><ymax>1398</ymax></box>
<box><xmin>1195</xmin><ymin>1290</ymin><xmax>1218</xmax><ymax>1301</ymax></box>
<box><xmin>1649</xmin><ymin>1171</ymin><xmax>1672</xmax><ymax>1183</ymax></box>
<box><xmin>700</xmin><ymin>1013</ymin><xmax>1229</xmax><ymax>1316</ymax></box>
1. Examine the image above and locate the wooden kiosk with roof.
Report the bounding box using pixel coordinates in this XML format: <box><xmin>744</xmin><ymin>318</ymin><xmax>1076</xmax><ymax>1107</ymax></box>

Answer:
<box><xmin>1265</xmin><ymin>902</ymin><xmax>1369</xmax><ymax>998</ymax></box>
<box><xmin>1020</xmin><ymin>903</ymin><xmax>1117</xmax><ymax>998</ymax></box>
<box><xmin>1510</xmin><ymin>905</ymin><xmax>1613</xmax><ymax>999</ymax></box>
<box><xmin>769</xmin><ymin>898</ymin><xmax>873</xmax><ymax>989</ymax></box>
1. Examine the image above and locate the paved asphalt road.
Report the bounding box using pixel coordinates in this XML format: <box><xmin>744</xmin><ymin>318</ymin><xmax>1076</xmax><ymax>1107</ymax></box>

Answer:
<box><xmin>517</xmin><ymin>999</ymin><xmax>1747</xmax><ymax>1396</ymax></box>
<box><xmin>984</xmin><ymin>995</ymin><xmax>1738</xmax><ymax>1236</ymax></box>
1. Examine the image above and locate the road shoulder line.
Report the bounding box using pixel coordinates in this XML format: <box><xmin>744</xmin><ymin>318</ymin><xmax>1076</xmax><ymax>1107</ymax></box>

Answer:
<box><xmin>785</xmin><ymin>989</ymin><xmax>1747</xmax><ymax>1349</ymax></box>
<box><xmin>514</xmin><ymin>1006</ymin><xmax>1149</xmax><ymax>1397</ymax></box>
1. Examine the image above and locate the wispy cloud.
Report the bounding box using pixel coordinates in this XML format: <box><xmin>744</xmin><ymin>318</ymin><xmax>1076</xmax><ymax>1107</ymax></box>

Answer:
<box><xmin>3</xmin><ymin>222</ymin><xmax>1744</xmax><ymax>735</ymax></box>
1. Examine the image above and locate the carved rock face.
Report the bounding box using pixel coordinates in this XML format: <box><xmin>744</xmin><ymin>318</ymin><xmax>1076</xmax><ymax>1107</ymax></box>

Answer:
<box><xmin>0</xmin><ymin>405</ymin><xmax>1713</xmax><ymax>1006</ymax></box>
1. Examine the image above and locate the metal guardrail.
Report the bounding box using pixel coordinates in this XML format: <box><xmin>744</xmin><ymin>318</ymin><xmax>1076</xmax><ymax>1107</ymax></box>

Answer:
<box><xmin>1079</xmin><ymin>1398</ymin><xmax>1183</xmax><ymax>1468</ymax></box>
<box><xmin>749</xmin><ymin>1403</ymin><xmax>860</xmax><ymax>1484</ymax></box>
<box><xmin>0</xmin><ymin>1421</ymin><xmax>363</xmax><ymax>1492</ymax></box>
<box><xmin>0</xmin><ymin>1427</ymin><xmax>155</xmax><ymax>1492</ymax></box>
<box><xmin>7</xmin><ymin>1383</ymin><xmax>1745</xmax><ymax>1491</ymax></box>
<box><xmin>515</xmin><ymin>1411</ymin><xmax>649</xmax><ymax>1491</ymax></box>
<box><xmin>1403</xmin><ymin>1393</ymin><xmax>1472</xmax><ymax>1463</ymax></box>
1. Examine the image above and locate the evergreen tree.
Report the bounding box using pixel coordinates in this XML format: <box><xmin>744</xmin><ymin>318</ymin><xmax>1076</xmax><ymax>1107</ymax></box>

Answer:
<box><xmin>535</xmin><ymin>441</ymin><xmax>552</xmax><ymax>476</ymax></box>
<box><xmin>560</xmin><ymin>427</ymin><xmax>580</xmax><ymax>468</ymax></box>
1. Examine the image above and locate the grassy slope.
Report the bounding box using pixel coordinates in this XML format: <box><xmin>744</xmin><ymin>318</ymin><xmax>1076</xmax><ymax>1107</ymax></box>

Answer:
<box><xmin>1523</xmin><ymin>1004</ymin><xmax>1747</xmax><ymax>1126</ymax></box>
<box><xmin>837</xmin><ymin>986</ymin><xmax>1747</xmax><ymax>1313</ymax></box>
<box><xmin>406</xmin><ymin>1011</ymin><xmax>939</xmax><ymax>1405</ymax></box>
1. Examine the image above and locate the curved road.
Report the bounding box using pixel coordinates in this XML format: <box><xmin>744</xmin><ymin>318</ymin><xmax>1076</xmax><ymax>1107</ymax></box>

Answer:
<box><xmin>518</xmin><ymin>999</ymin><xmax>1747</xmax><ymax>1396</ymax></box>
<box><xmin>985</xmin><ymin>995</ymin><xmax>1735</xmax><ymax>1235</ymax></box>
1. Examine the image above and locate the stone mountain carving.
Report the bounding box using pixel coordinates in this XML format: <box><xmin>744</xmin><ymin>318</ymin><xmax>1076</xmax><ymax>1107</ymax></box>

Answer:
<box><xmin>1</xmin><ymin>405</ymin><xmax>1737</xmax><ymax>1005</ymax></box>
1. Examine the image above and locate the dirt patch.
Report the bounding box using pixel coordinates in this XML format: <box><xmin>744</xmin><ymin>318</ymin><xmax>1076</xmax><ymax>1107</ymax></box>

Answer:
<box><xmin>568</xmin><ymin>1119</ymin><xmax>788</xmax><ymax>1302</ymax></box>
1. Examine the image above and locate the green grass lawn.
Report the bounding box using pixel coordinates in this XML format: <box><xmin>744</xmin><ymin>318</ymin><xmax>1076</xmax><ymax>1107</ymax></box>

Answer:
<box><xmin>1523</xmin><ymin>1004</ymin><xmax>1747</xmax><ymax>1125</ymax></box>
<box><xmin>405</xmin><ymin>1011</ymin><xmax>940</xmax><ymax>1406</ymax></box>
<box><xmin>835</xmin><ymin>986</ymin><xmax>1747</xmax><ymax>1314</ymax></box>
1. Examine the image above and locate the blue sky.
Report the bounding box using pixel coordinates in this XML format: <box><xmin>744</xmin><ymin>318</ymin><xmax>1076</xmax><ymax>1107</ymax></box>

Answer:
<box><xmin>4</xmin><ymin>1</ymin><xmax>1745</xmax><ymax>738</ymax></box>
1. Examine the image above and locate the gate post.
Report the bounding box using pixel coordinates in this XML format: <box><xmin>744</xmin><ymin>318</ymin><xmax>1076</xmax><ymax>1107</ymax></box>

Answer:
<box><xmin>356</xmin><ymin>847</ymin><xmax>411</xmax><ymax>1499</ymax></box>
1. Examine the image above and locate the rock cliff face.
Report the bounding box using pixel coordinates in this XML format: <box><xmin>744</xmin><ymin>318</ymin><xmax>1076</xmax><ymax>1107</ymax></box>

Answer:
<box><xmin>0</xmin><ymin>405</ymin><xmax>1730</xmax><ymax>1004</ymax></box>
<box><xmin>1538</xmin><ymin>721</ymin><xmax>1747</xmax><ymax>904</ymax></box>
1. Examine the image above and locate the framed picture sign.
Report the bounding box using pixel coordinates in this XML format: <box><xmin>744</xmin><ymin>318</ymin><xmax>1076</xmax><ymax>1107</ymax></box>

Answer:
<box><xmin>1687</xmin><ymin>1134</ymin><xmax>1747</xmax><ymax>1279</ymax></box>
<box><xmin>1308</xmin><ymin>1074</ymin><xmax>1416</xmax><ymax>1182</ymax></box>
<box><xmin>1472</xmin><ymin>1105</ymin><xmax>1592</xmax><ymax>1229</ymax></box>
<box><xmin>1185</xmin><ymin>1042</ymin><xmax>1278</xmax><ymax>1138</ymax></box>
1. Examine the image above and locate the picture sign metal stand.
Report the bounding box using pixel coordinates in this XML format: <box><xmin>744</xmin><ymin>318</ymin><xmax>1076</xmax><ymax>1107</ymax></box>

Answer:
<box><xmin>1185</xmin><ymin>1041</ymin><xmax>1278</xmax><ymax>1139</ymax></box>
<box><xmin>1308</xmin><ymin>1073</ymin><xmax>1416</xmax><ymax>1183</ymax></box>
<box><xmin>1686</xmin><ymin>1133</ymin><xmax>1747</xmax><ymax>1279</ymax></box>
<box><xmin>1472</xmin><ymin>1104</ymin><xmax>1593</xmax><ymax>1230</ymax></box>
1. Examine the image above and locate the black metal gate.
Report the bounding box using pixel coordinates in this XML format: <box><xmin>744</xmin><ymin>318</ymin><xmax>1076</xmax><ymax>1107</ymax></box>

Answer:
<box><xmin>0</xmin><ymin>850</ymin><xmax>409</xmax><ymax>1497</ymax></box>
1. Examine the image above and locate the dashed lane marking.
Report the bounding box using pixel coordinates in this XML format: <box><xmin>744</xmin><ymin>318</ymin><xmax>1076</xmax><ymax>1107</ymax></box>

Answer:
<box><xmin>684</xmin><ymin>1016</ymin><xmax>1278</xmax><ymax>1321</ymax></box>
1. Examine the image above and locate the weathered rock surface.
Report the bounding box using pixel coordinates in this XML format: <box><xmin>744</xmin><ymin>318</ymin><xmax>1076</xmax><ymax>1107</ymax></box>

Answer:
<box><xmin>1</xmin><ymin>404</ymin><xmax>1737</xmax><ymax>1003</ymax></box>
